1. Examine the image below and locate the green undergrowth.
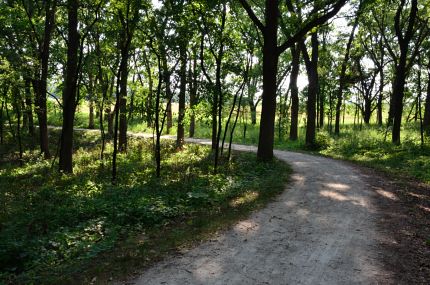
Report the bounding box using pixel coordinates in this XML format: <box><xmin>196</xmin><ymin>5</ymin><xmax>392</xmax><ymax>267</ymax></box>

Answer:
<box><xmin>318</xmin><ymin>125</ymin><xmax>430</xmax><ymax>184</ymax></box>
<box><xmin>43</xmin><ymin>104</ymin><xmax>430</xmax><ymax>183</ymax></box>
<box><xmin>0</xmin><ymin>130</ymin><xmax>290</xmax><ymax>284</ymax></box>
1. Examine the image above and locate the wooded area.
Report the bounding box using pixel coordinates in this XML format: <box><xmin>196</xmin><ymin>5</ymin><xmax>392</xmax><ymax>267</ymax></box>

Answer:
<box><xmin>1</xmin><ymin>0</ymin><xmax>430</xmax><ymax>283</ymax></box>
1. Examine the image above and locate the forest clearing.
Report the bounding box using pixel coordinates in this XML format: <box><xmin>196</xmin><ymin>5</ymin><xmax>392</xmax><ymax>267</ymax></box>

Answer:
<box><xmin>1</xmin><ymin>0</ymin><xmax>430</xmax><ymax>284</ymax></box>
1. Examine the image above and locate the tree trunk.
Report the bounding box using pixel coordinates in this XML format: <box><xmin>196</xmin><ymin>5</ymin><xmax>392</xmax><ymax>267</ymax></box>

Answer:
<box><xmin>13</xmin><ymin>87</ymin><xmax>23</xmax><ymax>166</ymax></box>
<box><xmin>59</xmin><ymin>0</ymin><xmax>79</xmax><ymax>173</ymax></box>
<box><xmin>249</xmin><ymin>102</ymin><xmax>257</xmax><ymax>125</ymax></box>
<box><xmin>391</xmin><ymin>0</ymin><xmax>418</xmax><ymax>144</ymax></box>
<box><xmin>189</xmin><ymin>51</ymin><xmax>198</xmax><ymax>138</ymax></box>
<box><xmin>301</xmin><ymin>32</ymin><xmax>319</xmax><ymax>147</ymax></box>
<box><xmin>423</xmin><ymin>70</ymin><xmax>430</xmax><ymax>133</ymax></box>
<box><xmin>335</xmin><ymin>13</ymin><xmax>359</xmax><ymax>135</ymax></box>
<box><xmin>118</xmin><ymin>44</ymin><xmax>130</xmax><ymax>152</ymax></box>
<box><xmin>363</xmin><ymin>99</ymin><xmax>372</xmax><ymax>124</ymax></box>
<box><xmin>176</xmin><ymin>43</ymin><xmax>187</xmax><ymax>149</ymax></box>
<box><xmin>0</xmin><ymin>101</ymin><xmax>3</xmax><ymax>144</ymax></box>
<box><xmin>377</xmin><ymin>66</ymin><xmax>384</xmax><ymax>125</ymax></box>
<box><xmin>257</xmin><ymin>0</ymin><xmax>278</xmax><ymax>161</ymax></box>
<box><xmin>24</xmin><ymin>79</ymin><xmax>34</xmax><ymax>136</ymax></box>
<box><xmin>289</xmin><ymin>44</ymin><xmax>300</xmax><ymax>140</ymax></box>
<box><xmin>391</xmin><ymin>55</ymin><xmax>407</xmax><ymax>144</ymax></box>
<box><xmin>35</xmin><ymin>0</ymin><xmax>56</xmax><ymax>158</ymax></box>
<box><xmin>88</xmin><ymin>100</ymin><xmax>95</xmax><ymax>129</ymax></box>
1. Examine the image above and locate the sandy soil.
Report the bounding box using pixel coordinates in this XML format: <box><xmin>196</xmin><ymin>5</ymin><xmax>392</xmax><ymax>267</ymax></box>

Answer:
<box><xmin>116</xmin><ymin>138</ymin><xmax>395</xmax><ymax>285</ymax></box>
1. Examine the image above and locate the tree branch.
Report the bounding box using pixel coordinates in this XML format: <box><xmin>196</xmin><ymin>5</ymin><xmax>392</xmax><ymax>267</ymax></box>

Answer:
<box><xmin>277</xmin><ymin>0</ymin><xmax>346</xmax><ymax>54</ymax></box>
<box><xmin>237</xmin><ymin>0</ymin><xmax>265</xmax><ymax>33</ymax></box>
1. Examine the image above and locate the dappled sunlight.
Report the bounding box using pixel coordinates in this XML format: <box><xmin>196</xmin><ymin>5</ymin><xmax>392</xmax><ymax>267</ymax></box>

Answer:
<box><xmin>319</xmin><ymin>190</ymin><xmax>370</xmax><ymax>208</ymax></box>
<box><xmin>234</xmin><ymin>219</ymin><xmax>260</xmax><ymax>235</ymax></box>
<box><xmin>323</xmin><ymin>183</ymin><xmax>350</xmax><ymax>191</ymax></box>
<box><xmin>291</xmin><ymin>174</ymin><xmax>306</xmax><ymax>188</ymax></box>
<box><xmin>320</xmin><ymin>190</ymin><xmax>349</xmax><ymax>201</ymax></box>
<box><xmin>229</xmin><ymin>191</ymin><xmax>259</xmax><ymax>207</ymax></box>
<box><xmin>408</xmin><ymin>192</ymin><xmax>428</xmax><ymax>200</ymax></box>
<box><xmin>193</xmin><ymin>258</ymin><xmax>223</xmax><ymax>282</ymax></box>
<box><xmin>296</xmin><ymin>208</ymin><xmax>310</xmax><ymax>218</ymax></box>
<box><xmin>375</xmin><ymin>188</ymin><xmax>398</xmax><ymax>201</ymax></box>
<box><xmin>418</xmin><ymin>205</ymin><xmax>430</xmax><ymax>213</ymax></box>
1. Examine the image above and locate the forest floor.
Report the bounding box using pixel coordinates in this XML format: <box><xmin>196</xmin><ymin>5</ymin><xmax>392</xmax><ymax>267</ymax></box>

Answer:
<box><xmin>116</xmin><ymin>135</ymin><xmax>430</xmax><ymax>285</ymax></box>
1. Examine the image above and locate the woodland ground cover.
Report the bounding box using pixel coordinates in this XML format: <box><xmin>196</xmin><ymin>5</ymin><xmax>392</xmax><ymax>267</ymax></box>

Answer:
<box><xmin>46</xmin><ymin>103</ymin><xmax>430</xmax><ymax>184</ymax></box>
<box><xmin>57</xmin><ymin>106</ymin><xmax>429</xmax><ymax>185</ymax></box>
<box><xmin>0</xmin><ymin>130</ymin><xmax>290</xmax><ymax>284</ymax></box>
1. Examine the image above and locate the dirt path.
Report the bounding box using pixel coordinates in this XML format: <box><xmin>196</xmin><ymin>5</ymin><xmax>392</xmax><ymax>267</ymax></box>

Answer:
<box><xmin>117</xmin><ymin>137</ymin><xmax>394</xmax><ymax>285</ymax></box>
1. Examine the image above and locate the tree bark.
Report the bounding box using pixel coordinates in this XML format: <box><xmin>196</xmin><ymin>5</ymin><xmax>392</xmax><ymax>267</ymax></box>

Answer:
<box><xmin>257</xmin><ymin>0</ymin><xmax>278</xmax><ymax>161</ymax></box>
<box><xmin>118</xmin><ymin>41</ymin><xmax>130</xmax><ymax>152</ymax></box>
<box><xmin>423</xmin><ymin>70</ymin><xmax>430</xmax><ymax>133</ymax></box>
<box><xmin>334</xmin><ymin>14</ymin><xmax>359</xmax><ymax>135</ymax></box>
<box><xmin>34</xmin><ymin>0</ymin><xmax>57</xmax><ymax>158</ymax></box>
<box><xmin>377</xmin><ymin>50</ymin><xmax>384</xmax><ymax>125</ymax></box>
<box><xmin>189</xmin><ymin>50</ymin><xmax>198</xmax><ymax>138</ymax></box>
<box><xmin>88</xmin><ymin>100</ymin><xmax>95</xmax><ymax>129</ymax></box>
<box><xmin>24</xmin><ymin>78</ymin><xmax>34</xmax><ymax>136</ymax></box>
<box><xmin>391</xmin><ymin>0</ymin><xmax>418</xmax><ymax>144</ymax></box>
<box><xmin>249</xmin><ymin>102</ymin><xmax>257</xmax><ymax>125</ymax></box>
<box><xmin>301</xmin><ymin>32</ymin><xmax>319</xmax><ymax>147</ymax></box>
<box><xmin>176</xmin><ymin>43</ymin><xmax>187</xmax><ymax>149</ymax></box>
<box><xmin>59</xmin><ymin>0</ymin><xmax>79</xmax><ymax>173</ymax></box>
<box><xmin>0</xmin><ymin>101</ymin><xmax>3</xmax><ymax>144</ymax></box>
<box><xmin>289</xmin><ymin>44</ymin><xmax>300</xmax><ymax>140</ymax></box>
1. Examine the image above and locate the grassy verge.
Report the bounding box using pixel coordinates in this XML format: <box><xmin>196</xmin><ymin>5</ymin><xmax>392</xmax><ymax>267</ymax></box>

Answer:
<box><xmin>44</xmin><ymin>103</ymin><xmax>430</xmax><ymax>183</ymax></box>
<box><xmin>0</xmin><ymin>130</ymin><xmax>290</xmax><ymax>284</ymax></box>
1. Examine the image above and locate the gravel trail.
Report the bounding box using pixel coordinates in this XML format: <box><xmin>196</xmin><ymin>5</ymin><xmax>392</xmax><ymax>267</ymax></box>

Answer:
<box><xmin>118</xmin><ymin>137</ymin><xmax>394</xmax><ymax>285</ymax></box>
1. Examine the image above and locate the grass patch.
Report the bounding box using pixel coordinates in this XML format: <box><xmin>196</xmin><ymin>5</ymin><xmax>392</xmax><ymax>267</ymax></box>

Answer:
<box><xmin>0</xmin><ymin>130</ymin><xmax>290</xmax><ymax>284</ymax></box>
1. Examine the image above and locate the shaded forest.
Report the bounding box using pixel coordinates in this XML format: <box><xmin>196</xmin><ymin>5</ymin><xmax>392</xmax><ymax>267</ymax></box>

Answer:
<box><xmin>1</xmin><ymin>0</ymin><xmax>430</xmax><ymax>283</ymax></box>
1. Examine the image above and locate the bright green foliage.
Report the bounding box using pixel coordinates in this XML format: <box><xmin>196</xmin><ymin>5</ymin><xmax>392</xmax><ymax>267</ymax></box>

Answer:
<box><xmin>0</xmin><ymin>130</ymin><xmax>289</xmax><ymax>284</ymax></box>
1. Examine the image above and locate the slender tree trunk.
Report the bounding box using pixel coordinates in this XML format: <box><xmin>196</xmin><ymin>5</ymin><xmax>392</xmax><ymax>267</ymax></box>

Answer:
<box><xmin>176</xmin><ymin>43</ymin><xmax>187</xmax><ymax>149</ymax></box>
<box><xmin>319</xmin><ymin>81</ymin><xmax>325</xmax><ymax>128</ymax></box>
<box><xmin>24</xmin><ymin>79</ymin><xmax>34</xmax><ymax>136</ymax></box>
<box><xmin>289</xmin><ymin>44</ymin><xmax>300</xmax><ymax>140</ymax></box>
<box><xmin>214</xmin><ymin>56</ymin><xmax>223</xmax><ymax>169</ymax></box>
<box><xmin>228</xmin><ymin>84</ymin><xmax>245</xmax><ymax>160</ymax></box>
<box><xmin>59</xmin><ymin>0</ymin><xmax>79</xmax><ymax>173</ymax></box>
<box><xmin>257</xmin><ymin>0</ymin><xmax>278</xmax><ymax>161</ymax></box>
<box><xmin>35</xmin><ymin>0</ymin><xmax>56</xmax><ymax>158</ymax></box>
<box><xmin>423</xmin><ymin>70</ymin><xmax>430</xmax><ymax>133</ymax></box>
<box><xmin>377</xmin><ymin>65</ymin><xmax>384</xmax><ymax>125</ymax></box>
<box><xmin>160</xmin><ymin>46</ymin><xmax>173</xmax><ymax>135</ymax></box>
<box><xmin>392</xmin><ymin>56</ymin><xmax>407</xmax><ymax>144</ymax></box>
<box><xmin>249</xmin><ymin>102</ymin><xmax>257</xmax><ymax>125</ymax></box>
<box><xmin>189</xmin><ymin>51</ymin><xmax>198</xmax><ymax>138</ymax></box>
<box><xmin>112</xmin><ymin>78</ymin><xmax>121</xmax><ymax>183</ymax></box>
<box><xmin>13</xmin><ymin>87</ymin><xmax>23</xmax><ymax>166</ymax></box>
<box><xmin>391</xmin><ymin>0</ymin><xmax>418</xmax><ymax>144</ymax></box>
<box><xmin>417</xmin><ymin>59</ymin><xmax>424</xmax><ymax>146</ymax></box>
<box><xmin>118</xmin><ymin>44</ymin><xmax>130</xmax><ymax>152</ymax></box>
<box><xmin>302</xmin><ymin>32</ymin><xmax>319</xmax><ymax>147</ymax></box>
<box><xmin>142</xmin><ymin>50</ymin><xmax>153</xmax><ymax>128</ymax></box>
<box><xmin>154</xmin><ymin>56</ymin><xmax>164</xmax><ymax>177</ymax></box>
<box><xmin>335</xmin><ymin>14</ymin><xmax>359</xmax><ymax>135</ymax></box>
<box><xmin>88</xmin><ymin>100</ymin><xmax>95</xmax><ymax>129</ymax></box>
<box><xmin>0</xmin><ymin>101</ymin><xmax>3</xmax><ymax>144</ymax></box>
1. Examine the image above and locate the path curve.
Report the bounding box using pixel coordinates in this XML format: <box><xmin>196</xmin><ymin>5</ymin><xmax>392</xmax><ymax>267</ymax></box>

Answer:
<box><xmin>120</xmin><ymin>137</ymin><xmax>393</xmax><ymax>284</ymax></box>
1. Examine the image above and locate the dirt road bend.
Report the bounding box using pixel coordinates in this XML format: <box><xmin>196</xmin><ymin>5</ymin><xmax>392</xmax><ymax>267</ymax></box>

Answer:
<box><xmin>119</xmin><ymin>138</ymin><xmax>394</xmax><ymax>285</ymax></box>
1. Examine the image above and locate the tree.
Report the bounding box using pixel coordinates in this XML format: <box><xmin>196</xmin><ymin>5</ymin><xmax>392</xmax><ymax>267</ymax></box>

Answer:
<box><xmin>58</xmin><ymin>0</ymin><xmax>79</xmax><ymax>173</ymax></box>
<box><xmin>334</xmin><ymin>3</ymin><xmax>361</xmax><ymax>135</ymax></box>
<box><xmin>238</xmin><ymin>0</ymin><xmax>346</xmax><ymax>160</ymax></box>
<box><xmin>301</xmin><ymin>31</ymin><xmax>319</xmax><ymax>147</ymax></box>
<box><xmin>390</xmin><ymin>0</ymin><xmax>424</xmax><ymax>144</ymax></box>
